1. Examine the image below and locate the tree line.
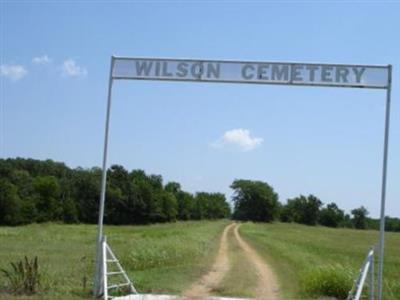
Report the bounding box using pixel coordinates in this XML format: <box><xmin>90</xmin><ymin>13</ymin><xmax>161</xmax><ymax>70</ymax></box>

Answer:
<box><xmin>1</xmin><ymin>158</ymin><xmax>399</xmax><ymax>232</ymax></box>
<box><xmin>231</xmin><ymin>179</ymin><xmax>400</xmax><ymax>232</ymax></box>
<box><xmin>0</xmin><ymin>158</ymin><xmax>230</xmax><ymax>225</ymax></box>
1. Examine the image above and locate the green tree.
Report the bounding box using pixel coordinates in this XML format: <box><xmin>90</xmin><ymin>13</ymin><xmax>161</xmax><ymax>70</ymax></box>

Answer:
<box><xmin>10</xmin><ymin>169</ymin><xmax>34</xmax><ymax>200</ymax></box>
<box><xmin>165</xmin><ymin>182</ymin><xmax>181</xmax><ymax>195</ymax></box>
<box><xmin>106</xmin><ymin>165</ymin><xmax>131</xmax><ymax>224</ymax></box>
<box><xmin>0</xmin><ymin>179</ymin><xmax>22</xmax><ymax>225</ymax></box>
<box><xmin>319</xmin><ymin>202</ymin><xmax>345</xmax><ymax>228</ymax></box>
<box><xmin>176</xmin><ymin>191</ymin><xmax>194</xmax><ymax>220</ymax></box>
<box><xmin>62</xmin><ymin>197</ymin><xmax>79</xmax><ymax>223</ymax></box>
<box><xmin>284</xmin><ymin>195</ymin><xmax>322</xmax><ymax>225</ymax></box>
<box><xmin>33</xmin><ymin>176</ymin><xmax>61</xmax><ymax>222</ymax></box>
<box><xmin>158</xmin><ymin>192</ymin><xmax>178</xmax><ymax>222</ymax></box>
<box><xmin>9</xmin><ymin>169</ymin><xmax>37</xmax><ymax>223</ymax></box>
<box><xmin>231</xmin><ymin>179</ymin><xmax>279</xmax><ymax>222</ymax></box>
<box><xmin>351</xmin><ymin>206</ymin><xmax>369</xmax><ymax>229</ymax></box>
<box><xmin>194</xmin><ymin>192</ymin><xmax>230</xmax><ymax>219</ymax></box>
<box><xmin>0</xmin><ymin>158</ymin><xmax>247</xmax><ymax>225</ymax></box>
<box><xmin>385</xmin><ymin>217</ymin><xmax>400</xmax><ymax>232</ymax></box>
<box><xmin>191</xmin><ymin>195</ymin><xmax>205</xmax><ymax>220</ymax></box>
<box><xmin>72</xmin><ymin>168</ymin><xmax>101</xmax><ymax>223</ymax></box>
<box><xmin>166</xmin><ymin>182</ymin><xmax>195</xmax><ymax>220</ymax></box>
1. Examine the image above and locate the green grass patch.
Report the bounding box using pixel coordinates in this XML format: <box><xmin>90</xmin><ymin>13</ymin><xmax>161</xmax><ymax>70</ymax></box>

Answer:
<box><xmin>2</xmin><ymin>221</ymin><xmax>399</xmax><ymax>300</ymax></box>
<box><xmin>240</xmin><ymin>222</ymin><xmax>400</xmax><ymax>300</ymax></box>
<box><xmin>0</xmin><ymin>221</ymin><xmax>228</xmax><ymax>299</ymax></box>
<box><xmin>300</xmin><ymin>264</ymin><xmax>355</xmax><ymax>299</ymax></box>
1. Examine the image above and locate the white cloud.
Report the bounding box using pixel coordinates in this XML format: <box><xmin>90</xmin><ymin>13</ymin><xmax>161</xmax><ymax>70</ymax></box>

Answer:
<box><xmin>32</xmin><ymin>55</ymin><xmax>51</xmax><ymax>65</ymax></box>
<box><xmin>0</xmin><ymin>64</ymin><xmax>28</xmax><ymax>81</ymax></box>
<box><xmin>62</xmin><ymin>59</ymin><xmax>87</xmax><ymax>77</ymax></box>
<box><xmin>212</xmin><ymin>128</ymin><xmax>263</xmax><ymax>151</ymax></box>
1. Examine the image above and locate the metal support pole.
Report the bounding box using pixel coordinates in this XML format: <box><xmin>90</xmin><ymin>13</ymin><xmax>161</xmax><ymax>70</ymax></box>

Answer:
<box><xmin>93</xmin><ymin>56</ymin><xmax>115</xmax><ymax>298</ymax></box>
<box><xmin>102</xmin><ymin>236</ymin><xmax>108</xmax><ymax>300</ymax></box>
<box><xmin>377</xmin><ymin>65</ymin><xmax>392</xmax><ymax>300</ymax></box>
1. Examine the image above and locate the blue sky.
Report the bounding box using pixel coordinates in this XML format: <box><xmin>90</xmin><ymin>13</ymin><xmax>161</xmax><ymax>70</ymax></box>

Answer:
<box><xmin>1</xmin><ymin>1</ymin><xmax>399</xmax><ymax>218</ymax></box>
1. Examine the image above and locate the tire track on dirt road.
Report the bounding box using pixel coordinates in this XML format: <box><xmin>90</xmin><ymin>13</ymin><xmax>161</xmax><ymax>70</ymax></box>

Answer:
<box><xmin>183</xmin><ymin>223</ymin><xmax>235</xmax><ymax>299</ymax></box>
<box><xmin>233</xmin><ymin>224</ymin><xmax>280</xmax><ymax>300</ymax></box>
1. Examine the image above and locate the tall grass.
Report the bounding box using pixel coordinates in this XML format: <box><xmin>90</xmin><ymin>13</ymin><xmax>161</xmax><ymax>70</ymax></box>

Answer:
<box><xmin>2</xmin><ymin>221</ymin><xmax>398</xmax><ymax>299</ymax></box>
<box><xmin>0</xmin><ymin>221</ymin><xmax>228</xmax><ymax>300</ymax></box>
<box><xmin>240</xmin><ymin>222</ymin><xmax>400</xmax><ymax>300</ymax></box>
<box><xmin>300</xmin><ymin>264</ymin><xmax>354</xmax><ymax>299</ymax></box>
<box><xmin>1</xmin><ymin>256</ymin><xmax>40</xmax><ymax>295</ymax></box>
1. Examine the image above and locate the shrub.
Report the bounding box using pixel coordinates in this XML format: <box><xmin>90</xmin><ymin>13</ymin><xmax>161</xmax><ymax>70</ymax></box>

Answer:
<box><xmin>0</xmin><ymin>256</ymin><xmax>40</xmax><ymax>295</ymax></box>
<box><xmin>300</xmin><ymin>264</ymin><xmax>355</xmax><ymax>299</ymax></box>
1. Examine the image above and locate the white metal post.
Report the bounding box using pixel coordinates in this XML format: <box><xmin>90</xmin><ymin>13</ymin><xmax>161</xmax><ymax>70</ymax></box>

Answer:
<box><xmin>103</xmin><ymin>236</ymin><xmax>108</xmax><ymax>300</ymax></box>
<box><xmin>354</xmin><ymin>254</ymin><xmax>372</xmax><ymax>300</ymax></box>
<box><xmin>377</xmin><ymin>65</ymin><xmax>392</xmax><ymax>300</ymax></box>
<box><xmin>94</xmin><ymin>56</ymin><xmax>115</xmax><ymax>298</ymax></box>
<box><xmin>370</xmin><ymin>249</ymin><xmax>374</xmax><ymax>300</ymax></box>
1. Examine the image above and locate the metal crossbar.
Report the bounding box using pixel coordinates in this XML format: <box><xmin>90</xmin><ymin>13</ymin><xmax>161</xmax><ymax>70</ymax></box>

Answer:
<box><xmin>102</xmin><ymin>236</ymin><xmax>137</xmax><ymax>300</ymax></box>
<box><xmin>347</xmin><ymin>248</ymin><xmax>375</xmax><ymax>300</ymax></box>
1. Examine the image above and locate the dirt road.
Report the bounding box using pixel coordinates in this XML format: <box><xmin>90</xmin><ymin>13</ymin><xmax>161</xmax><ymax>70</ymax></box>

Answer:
<box><xmin>184</xmin><ymin>223</ymin><xmax>280</xmax><ymax>300</ymax></box>
<box><xmin>233</xmin><ymin>224</ymin><xmax>280</xmax><ymax>300</ymax></box>
<box><xmin>184</xmin><ymin>223</ymin><xmax>235</xmax><ymax>299</ymax></box>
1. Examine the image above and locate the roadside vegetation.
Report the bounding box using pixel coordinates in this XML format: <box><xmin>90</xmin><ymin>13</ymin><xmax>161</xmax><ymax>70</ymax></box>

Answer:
<box><xmin>0</xmin><ymin>221</ymin><xmax>228</xmax><ymax>300</ymax></box>
<box><xmin>1</xmin><ymin>222</ymin><xmax>399</xmax><ymax>300</ymax></box>
<box><xmin>240</xmin><ymin>222</ymin><xmax>400</xmax><ymax>300</ymax></box>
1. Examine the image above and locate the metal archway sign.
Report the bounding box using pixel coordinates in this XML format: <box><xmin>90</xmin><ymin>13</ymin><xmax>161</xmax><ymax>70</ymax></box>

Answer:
<box><xmin>94</xmin><ymin>56</ymin><xmax>392</xmax><ymax>300</ymax></box>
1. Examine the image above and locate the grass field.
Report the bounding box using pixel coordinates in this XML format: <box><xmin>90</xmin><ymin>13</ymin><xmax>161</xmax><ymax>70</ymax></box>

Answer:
<box><xmin>240</xmin><ymin>222</ymin><xmax>400</xmax><ymax>300</ymax></box>
<box><xmin>0</xmin><ymin>221</ymin><xmax>228</xmax><ymax>300</ymax></box>
<box><xmin>0</xmin><ymin>221</ymin><xmax>399</xmax><ymax>300</ymax></box>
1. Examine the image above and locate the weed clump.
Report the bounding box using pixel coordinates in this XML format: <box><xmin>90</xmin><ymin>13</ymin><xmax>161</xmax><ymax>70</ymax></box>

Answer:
<box><xmin>0</xmin><ymin>256</ymin><xmax>41</xmax><ymax>295</ymax></box>
<box><xmin>300</xmin><ymin>264</ymin><xmax>354</xmax><ymax>299</ymax></box>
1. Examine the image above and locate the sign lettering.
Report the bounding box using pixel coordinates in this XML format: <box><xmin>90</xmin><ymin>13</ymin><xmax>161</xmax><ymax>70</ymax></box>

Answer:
<box><xmin>112</xmin><ymin>58</ymin><xmax>389</xmax><ymax>89</ymax></box>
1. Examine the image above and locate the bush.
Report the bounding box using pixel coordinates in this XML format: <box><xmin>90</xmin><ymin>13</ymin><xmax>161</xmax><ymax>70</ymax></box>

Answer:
<box><xmin>300</xmin><ymin>264</ymin><xmax>355</xmax><ymax>299</ymax></box>
<box><xmin>0</xmin><ymin>256</ymin><xmax>40</xmax><ymax>295</ymax></box>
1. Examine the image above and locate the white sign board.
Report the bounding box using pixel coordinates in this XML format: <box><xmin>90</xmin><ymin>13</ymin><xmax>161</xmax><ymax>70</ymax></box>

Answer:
<box><xmin>112</xmin><ymin>57</ymin><xmax>389</xmax><ymax>89</ymax></box>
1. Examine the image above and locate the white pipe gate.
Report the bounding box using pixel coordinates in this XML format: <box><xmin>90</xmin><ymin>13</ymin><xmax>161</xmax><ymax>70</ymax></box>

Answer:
<box><xmin>347</xmin><ymin>248</ymin><xmax>375</xmax><ymax>300</ymax></box>
<box><xmin>94</xmin><ymin>56</ymin><xmax>393</xmax><ymax>300</ymax></box>
<box><xmin>101</xmin><ymin>236</ymin><xmax>137</xmax><ymax>300</ymax></box>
